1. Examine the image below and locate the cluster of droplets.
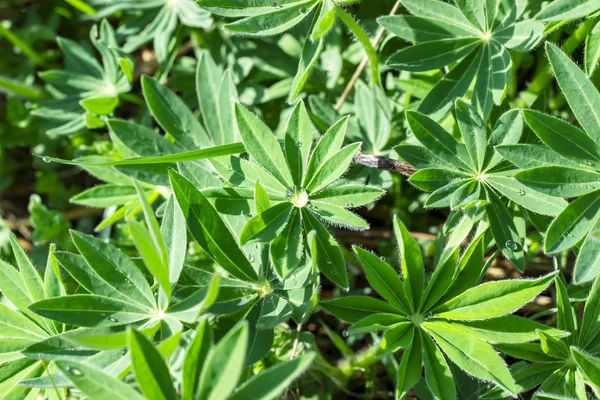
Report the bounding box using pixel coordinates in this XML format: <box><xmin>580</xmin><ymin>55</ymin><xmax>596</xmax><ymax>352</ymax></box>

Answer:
<box><xmin>98</xmin><ymin>313</ymin><xmax>118</xmax><ymax>323</ymax></box>
<box><xmin>65</xmin><ymin>366</ymin><xmax>83</xmax><ymax>377</ymax></box>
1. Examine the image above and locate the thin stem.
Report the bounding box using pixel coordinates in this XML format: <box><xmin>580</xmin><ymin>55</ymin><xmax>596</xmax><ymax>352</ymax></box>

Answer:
<box><xmin>334</xmin><ymin>5</ymin><xmax>380</xmax><ymax>87</ymax></box>
<box><xmin>334</xmin><ymin>0</ymin><xmax>402</xmax><ymax>111</ymax></box>
<box><xmin>353</xmin><ymin>150</ymin><xmax>417</xmax><ymax>177</ymax></box>
<box><xmin>0</xmin><ymin>21</ymin><xmax>47</xmax><ymax>67</ymax></box>
<box><xmin>290</xmin><ymin>323</ymin><xmax>303</xmax><ymax>359</ymax></box>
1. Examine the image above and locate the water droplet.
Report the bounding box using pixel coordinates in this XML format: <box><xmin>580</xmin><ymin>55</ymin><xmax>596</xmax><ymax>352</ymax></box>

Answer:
<box><xmin>107</xmin><ymin>316</ymin><xmax>118</xmax><ymax>323</ymax></box>
<box><xmin>227</xmin><ymin>166</ymin><xmax>233</xmax><ymax>171</ymax></box>
<box><xmin>406</xmin><ymin>315</ymin><xmax>412</xmax><ymax>321</ymax></box>
<box><xmin>505</xmin><ymin>240</ymin><xmax>521</xmax><ymax>251</ymax></box>
<box><xmin>249</xmin><ymin>255</ymin><xmax>255</xmax><ymax>263</ymax></box>
<box><xmin>586</xmin><ymin>160</ymin><xmax>593</xmax><ymax>165</ymax></box>
<box><xmin>121</xmin><ymin>349</ymin><xmax>127</xmax><ymax>355</ymax></box>
<box><xmin>299</xmin><ymin>7</ymin><xmax>307</xmax><ymax>13</ymax></box>
<box><xmin>342</xmin><ymin>329</ymin><xmax>348</xmax><ymax>337</ymax></box>
<box><xmin>343</xmin><ymin>287</ymin><xmax>349</xmax><ymax>293</ymax></box>
<box><xmin>427</xmin><ymin>312</ymin><xmax>433</xmax><ymax>318</ymax></box>
<box><xmin>379</xmin><ymin>256</ymin><xmax>385</xmax><ymax>261</ymax></box>
<box><xmin>291</xmin><ymin>273</ymin><xmax>296</xmax><ymax>280</ymax></box>
<box><xmin>585</xmin><ymin>185</ymin><xmax>595</xmax><ymax>189</ymax></box>
<box><xmin>517</xmin><ymin>189</ymin><xmax>526</xmax><ymax>196</ymax></box>
<box><xmin>65</xmin><ymin>366</ymin><xmax>83</xmax><ymax>376</ymax></box>
<box><xmin>295</xmin><ymin>141</ymin><xmax>302</xmax><ymax>147</ymax></box>
<box><xmin>42</xmin><ymin>156</ymin><xmax>51</xmax><ymax>163</ymax></box>
<box><xmin>326</xmin><ymin>259</ymin><xmax>332</xmax><ymax>264</ymax></box>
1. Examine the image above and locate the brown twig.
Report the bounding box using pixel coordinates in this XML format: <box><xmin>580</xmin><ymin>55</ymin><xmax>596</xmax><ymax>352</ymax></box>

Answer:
<box><xmin>334</xmin><ymin>0</ymin><xmax>403</xmax><ymax>111</ymax></box>
<box><xmin>353</xmin><ymin>150</ymin><xmax>417</xmax><ymax>177</ymax></box>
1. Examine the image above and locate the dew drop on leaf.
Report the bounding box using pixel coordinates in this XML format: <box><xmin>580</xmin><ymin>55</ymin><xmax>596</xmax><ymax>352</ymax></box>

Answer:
<box><xmin>65</xmin><ymin>366</ymin><xmax>83</xmax><ymax>376</ymax></box>
<box><xmin>342</xmin><ymin>329</ymin><xmax>348</xmax><ymax>337</ymax></box>
<box><xmin>107</xmin><ymin>316</ymin><xmax>118</xmax><ymax>323</ymax></box>
<box><xmin>295</xmin><ymin>141</ymin><xmax>302</xmax><ymax>147</ymax></box>
<box><xmin>517</xmin><ymin>189</ymin><xmax>526</xmax><ymax>196</ymax></box>
<box><xmin>326</xmin><ymin>259</ymin><xmax>332</xmax><ymax>264</ymax></box>
<box><xmin>299</xmin><ymin>7</ymin><xmax>307</xmax><ymax>14</ymax></box>
<box><xmin>42</xmin><ymin>156</ymin><xmax>51</xmax><ymax>163</ymax></box>
<box><xmin>249</xmin><ymin>255</ymin><xmax>255</xmax><ymax>263</ymax></box>
<box><xmin>505</xmin><ymin>240</ymin><xmax>521</xmax><ymax>251</ymax></box>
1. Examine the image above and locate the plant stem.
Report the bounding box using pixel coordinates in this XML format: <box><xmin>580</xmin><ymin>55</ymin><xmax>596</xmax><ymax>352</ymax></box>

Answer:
<box><xmin>334</xmin><ymin>0</ymin><xmax>402</xmax><ymax>111</ymax></box>
<box><xmin>353</xmin><ymin>150</ymin><xmax>417</xmax><ymax>177</ymax></box>
<box><xmin>0</xmin><ymin>21</ymin><xmax>47</xmax><ymax>67</ymax></box>
<box><xmin>334</xmin><ymin>5</ymin><xmax>380</xmax><ymax>88</ymax></box>
<box><xmin>0</xmin><ymin>75</ymin><xmax>47</xmax><ymax>100</ymax></box>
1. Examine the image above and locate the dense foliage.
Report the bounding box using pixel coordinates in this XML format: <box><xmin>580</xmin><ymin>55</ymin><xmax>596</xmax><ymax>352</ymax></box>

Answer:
<box><xmin>3</xmin><ymin>0</ymin><xmax>600</xmax><ymax>399</ymax></box>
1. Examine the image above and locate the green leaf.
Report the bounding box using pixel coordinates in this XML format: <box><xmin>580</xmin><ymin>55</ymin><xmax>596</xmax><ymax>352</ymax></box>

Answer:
<box><xmin>396</xmin><ymin>330</ymin><xmax>423</xmax><ymax>399</ymax></box>
<box><xmin>460</xmin><ymin>315</ymin><xmax>568</xmax><ymax>344</ymax></box>
<box><xmin>378</xmin><ymin>15</ymin><xmax>477</xmax><ymax>43</ymax></box>
<box><xmin>401</xmin><ymin>0</ymin><xmax>481</xmax><ymax>33</ymax></box>
<box><xmin>347</xmin><ymin>313</ymin><xmax>409</xmax><ymax>335</ymax></box>
<box><xmin>46</xmin><ymin>143</ymin><xmax>247</xmax><ymax>167</ymax></box>
<box><xmin>305</xmin><ymin>143</ymin><xmax>361</xmax><ymax>193</ymax></box>
<box><xmin>235</xmin><ymin>103</ymin><xmax>293</xmax><ymax>188</ymax></box>
<box><xmin>141</xmin><ymin>75</ymin><xmax>211</xmax><ymax>149</ymax></box>
<box><xmin>310</xmin><ymin>185</ymin><xmax>384</xmax><ymax>207</ymax></box>
<box><xmin>303</xmin><ymin>116</ymin><xmax>348</xmax><ymax>186</ymax></box>
<box><xmin>309</xmin><ymin>202</ymin><xmax>368</xmax><ymax>229</ymax></box>
<box><xmin>161</xmin><ymin>196</ymin><xmax>187</xmax><ymax>285</ymax></box>
<box><xmin>406</xmin><ymin>110</ymin><xmax>471</xmax><ymax>171</ymax></box>
<box><xmin>495</xmin><ymin>20</ymin><xmax>544</xmax><ymax>51</ymax></box>
<box><xmin>224</xmin><ymin>1</ymin><xmax>317</xmax><ymax>36</ymax></box>
<box><xmin>71</xmin><ymin>185</ymin><xmax>141</xmax><ymax>207</ymax></box>
<box><xmin>197</xmin><ymin>323</ymin><xmax>248</xmax><ymax>400</ymax></box>
<box><xmin>546</xmin><ymin>42</ymin><xmax>600</xmax><ymax>144</ymax></box>
<box><xmin>128</xmin><ymin>329</ymin><xmax>177</xmax><ymax>400</ymax></box>
<box><xmin>70</xmin><ymin>231</ymin><xmax>155</xmax><ymax>309</ymax></box>
<box><xmin>255</xmin><ymin>181</ymin><xmax>271</xmax><ymax>214</ymax></box>
<box><xmin>240</xmin><ymin>202</ymin><xmax>293</xmax><ymax>244</ymax></box>
<box><xmin>129</xmin><ymin>221</ymin><xmax>171</xmax><ymax>302</ymax></box>
<box><xmin>417</xmin><ymin>47</ymin><xmax>483</xmax><ymax>117</ymax></box>
<box><xmin>79</xmin><ymin>97</ymin><xmax>119</xmax><ymax>115</ymax></box>
<box><xmin>574</xmin><ymin>218</ymin><xmax>600</xmax><ymax>283</ymax></box>
<box><xmin>538</xmin><ymin>330</ymin><xmax>569</xmax><ymax>359</ymax></box>
<box><xmin>311</xmin><ymin>0</ymin><xmax>335</xmax><ymax>39</ymax></box>
<box><xmin>320</xmin><ymin>296</ymin><xmax>402</xmax><ymax>323</ymax></box>
<box><xmin>353</xmin><ymin>246</ymin><xmax>410</xmax><ymax>314</ymax></box>
<box><xmin>486</xmin><ymin>172</ymin><xmax>568</xmax><ymax>216</ymax></box>
<box><xmin>394</xmin><ymin>216</ymin><xmax>424</xmax><ymax>311</ymax></box>
<box><xmin>544</xmin><ymin>190</ymin><xmax>600</xmax><ymax>253</ymax></box>
<box><xmin>456</xmin><ymin>99</ymin><xmax>487</xmax><ymax>172</ymax></box>
<box><xmin>424</xmin><ymin>321</ymin><xmax>517</xmax><ymax>395</ymax></box>
<box><xmin>182</xmin><ymin>318</ymin><xmax>213</xmax><ymax>400</ymax></box>
<box><xmin>422</xmin><ymin>332</ymin><xmax>456</xmax><ymax>400</ymax></box>
<box><xmin>55</xmin><ymin>360</ymin><xmax>145</xmax><ymax>400</ymax></box>
<box><xmin>387</xmin><ymin>38</ymin><xmax>480</xmax><ymax>72</ymax></box>
<box><xmin>302</xmin><ymin>210</ymin><xmax>347</xmax><ymax>288</ymax></box>
<box><xmin>170</xmin><ymin>170</ymin><xmax>258</xmax><ymax>282</ymax></box>
<box><xmin>486</xmin><ymin>109</ymin><xmax>524</xmax><ymax>170</ymax></box>
<box><xmin>289</xmin><ymin>34</ymin><xmax>324</xmax><ymax>103</ymax></box>
<box><xmin>196</xmin><ymin>52</ymin><xmax>238</xmax><ymax>146</ymax></box>
<box><xmin>484</xmin><ymin>187</ymin><xmax>524</xmax><ymax>271</ymax></box>
<box><xmin>409</xmin><ymin>168</ymin><xmax>466</xmax><ymax>192</ymax></box>
<box><xmin>229</xmin><ymin>352</ymin><xmax>315</xmax><ymax>400</ymax></box>
<box><xmin>586</xmin><ymin>19</ymin><xmax>600</xmax><ymax>76</ymax></box>
<box><xmin>8</xmin><ymin>233</ymin><xmax>44</xmax><ymax>304</ymax></box>
<box><xmin>535</xmin><ymin>0</ymin><xmax>600</xmax><ymax>21</ymax></box>
<box><xmin>29</xmin><ymin>294</ymin><xmax>150</xmax><ymax>327</ymax></box>
<box><xmin>284</xmin><ymin>101</ymin><xmax>313</xmax><ymax>187</ymax></box>
<box><xmin>523</xmin><ymin>109</ymin><xmax>600</xmax><ymax>168</ymax></box>
<box><xmin>571</xmin><ymin>347</ymin><xmax>600</xmax><ymax>388</ymax></box>
<box><xmin>434</xmin><ymin>272</ymin><xmax>556</xmax><ymax>320</ymax></box>
<box><xmin>579</xmin><ymin>274</ymin><xmax>600</xmax><ymax>347</ymax></box>
<box><xmin>379</xmin><ymin>323</ymin><xmax>414</xmax><ymax>354</ymax></box>
<box><xmin>270</xmin><ymin>208</ymin><xmax>303</xmax><ymax>279</ymax></box>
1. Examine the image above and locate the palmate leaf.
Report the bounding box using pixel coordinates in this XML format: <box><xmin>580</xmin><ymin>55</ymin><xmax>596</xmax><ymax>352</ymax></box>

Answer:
<box><xmin>382</xmin><ymin>0</ymin><xmax>543</xmax><ymax>119</ymax></box>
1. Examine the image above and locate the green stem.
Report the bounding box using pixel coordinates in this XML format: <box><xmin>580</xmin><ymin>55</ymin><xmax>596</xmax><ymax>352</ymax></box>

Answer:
<box><xmin>0</xmin><ymin>75</ymin><xmax>47</xmax><ymax>100</ymax></box>
<box><xmin>334</xmin><ymin>5</ymin><xmax>380</xmax><ymax>86</ymax></box>
<box><xmin>0</xmin><ymin>21</ymin><xmax>47</xmax><ymax>67</ymax></box>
